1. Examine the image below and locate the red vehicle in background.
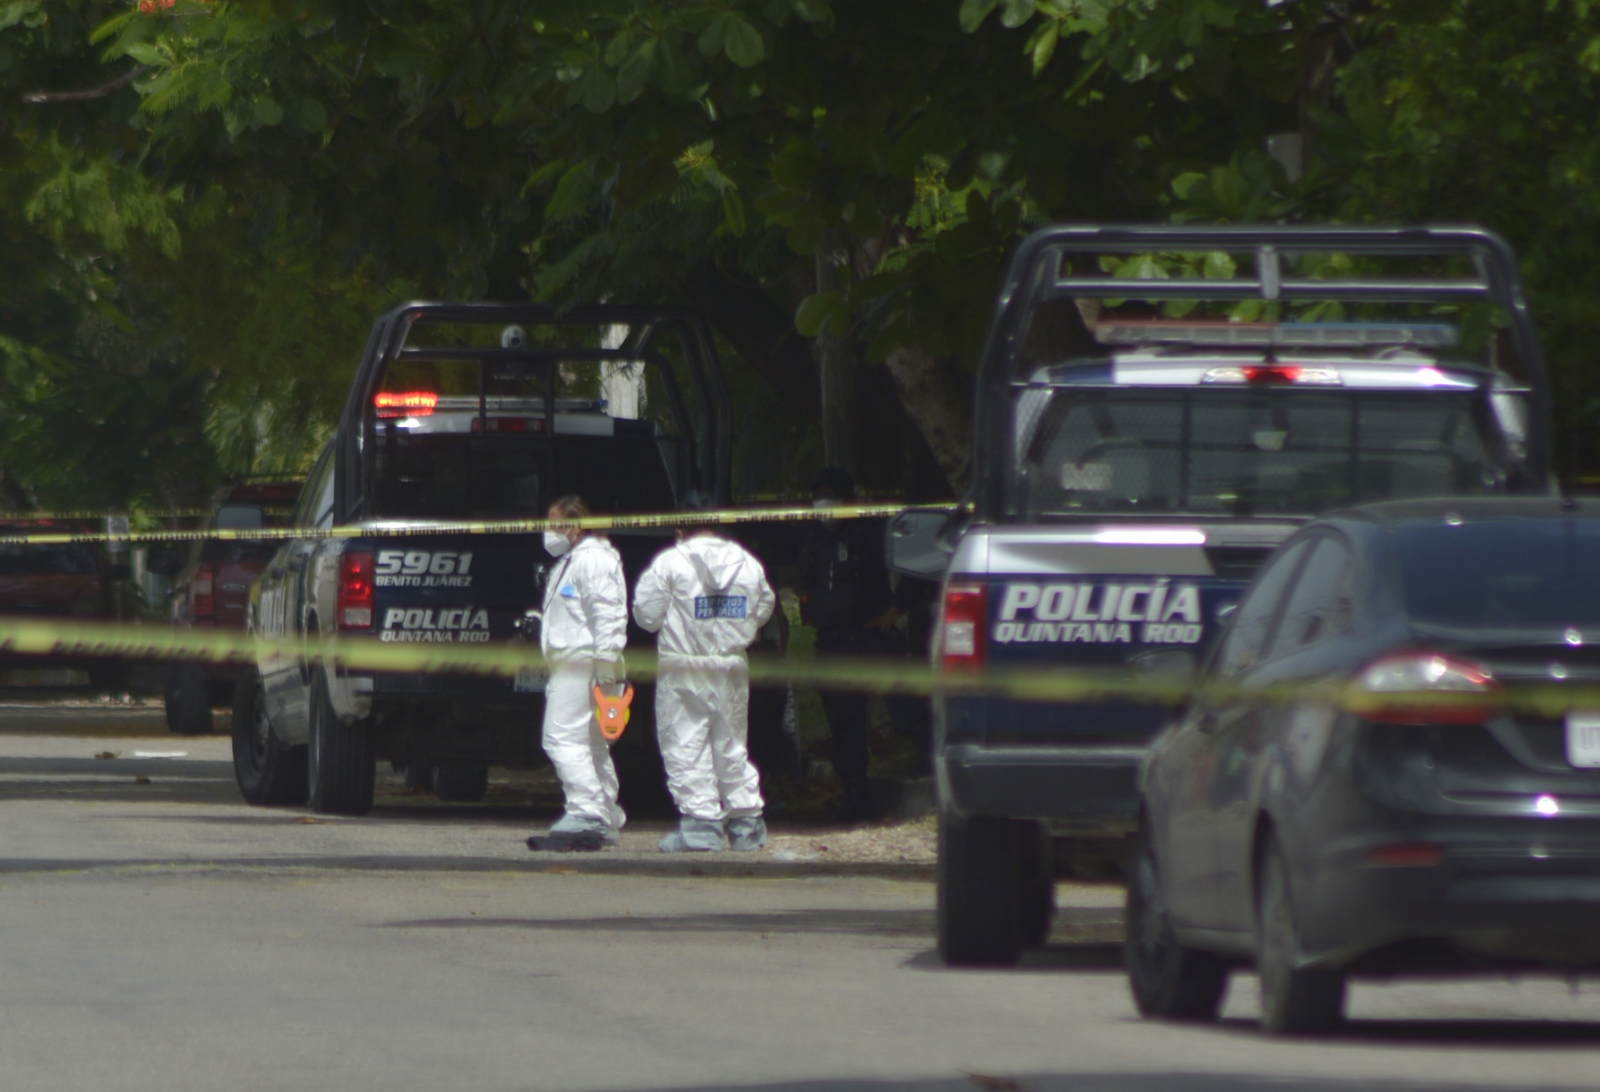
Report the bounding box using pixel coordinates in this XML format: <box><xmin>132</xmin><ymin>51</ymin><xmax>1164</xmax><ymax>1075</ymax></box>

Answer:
<box><xmin>150</xmin><ymin>481</ymin><xmax>302</xmax><ymax>735</ymax></box>
<box><xmin>0</xmin><ymin>521</ymin><xmax>137</xmax><ymax>688</ymax></box>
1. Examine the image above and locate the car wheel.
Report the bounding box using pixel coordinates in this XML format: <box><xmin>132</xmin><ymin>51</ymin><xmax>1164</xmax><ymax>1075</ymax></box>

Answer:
<box><xmin>937</xmin><ymin>811</ymin><xmax>1050</xmax><ymax>966</ymax></box>
<box><xmin>433</xmin><ymin>764</ymin><xmax>490</xmax><ymax>802</ymax></box>
<box><xmin>1256</xmin><ymin>841</ymin><xmax>1345</xmax><ymax>1034</ymax></box>
<box><xmin>172</xmin><ymin>661</ymin><xmax>215</xmax><ymax>736</ymax></box>
<box><xmin>1125</xmin><ymin>821</ymin><xmax>1227</xmax><ymax>1020</ymax></box>
<box><xmin>307</xmin><ymin>670</ymin><xmax>375</xmax><ymax>816</ymax></box>
<box><xmin>231</xmin><ymin>671</ymin><xmax>307</xmax><ymax>806</ymax></box>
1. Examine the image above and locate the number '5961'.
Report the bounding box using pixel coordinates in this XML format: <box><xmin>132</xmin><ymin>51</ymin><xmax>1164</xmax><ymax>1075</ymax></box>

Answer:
<box><xmin>374</xmin><ymin>550</ymin><xmax>474</xmax><ymax>576</ymax></box>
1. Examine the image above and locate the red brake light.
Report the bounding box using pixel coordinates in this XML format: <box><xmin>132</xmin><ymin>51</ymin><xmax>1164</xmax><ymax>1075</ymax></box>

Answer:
<box><xmin>190</xmin><ymin>562</ymin><xmax>215</xmax><ymax>620</ymax></box>
<box><xmin>338</xmin><ymin>550</ymin><xmax>375</xmax><ymax>630</ymax></box>
<box><xmin>1347</xmin><ymin>651</ymin><xmax>1502</xmax><ymax>725</ymax></box>
<box><xmin>374</xmin><ymin>391</ymin><xmax>438</xmax><ymax>418</ymax></box>
<box><xmin>1243</xmin><ymin>365</ymin><xmax>1300</xmax><ymax>384</ymax></box>
<box><xmin>941</xmin><ymin>582</ymin><xmax>988</xmax><ymax>674</ymax></box>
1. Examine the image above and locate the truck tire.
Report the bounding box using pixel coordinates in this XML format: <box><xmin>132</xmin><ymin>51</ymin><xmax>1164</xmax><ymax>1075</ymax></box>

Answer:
<box><xmin>434</xmin><ymin>764</ymin><xmax>489</xmax><ymax>802</ymax></box>
<box><xmin>307</xmin><ymin>670</ymin><xmax>376</xmax><ymax>816</ymax></box>
<box><xmin>937</xmin><ymin>811</ymin><xmax>1052</xmax><ymax>966</ymax></box>
<box><xmin>172</xmin><ymin>661</ymin><xmax>215</xmax><ymax>736</ymax></box>
<box><xmin>1125</xmin><ymin>821</ymin><xmax>1226</xmax><ymax>1020</ymax></box>
<box><xmin>232</xmin><ymin>672</ymin><xmax>308</xmax><ymax>806</ymax></box>
<box><xmin>1257</xmin><ymin>841</ymin><xmax>1344</xmax><ymax>1034</ymax></box>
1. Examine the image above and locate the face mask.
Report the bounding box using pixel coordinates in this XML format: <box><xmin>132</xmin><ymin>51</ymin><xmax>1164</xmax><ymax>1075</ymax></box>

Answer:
<box><xmin>544</xmin><ymin>531</ymin><xmax>571</xmax><ymax>557</ymax></box>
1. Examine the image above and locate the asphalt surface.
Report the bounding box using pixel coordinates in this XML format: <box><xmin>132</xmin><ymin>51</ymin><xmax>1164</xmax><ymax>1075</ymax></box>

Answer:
<box><xmin>4</xmin><ymin>695</ymin><xmax>1600</xmax><ymax>1092</ymax></box>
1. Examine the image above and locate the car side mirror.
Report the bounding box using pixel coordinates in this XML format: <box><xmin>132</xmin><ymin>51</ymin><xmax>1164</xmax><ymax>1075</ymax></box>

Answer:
<box><xmin>886</xmin><ymin>507</ymin><xmax>964</xmax><ymax>579</ymax></box>
<box><xmin>145</xmin><ymin>544</ymin><xmax>185</xmax><ymax>578</ymax></box>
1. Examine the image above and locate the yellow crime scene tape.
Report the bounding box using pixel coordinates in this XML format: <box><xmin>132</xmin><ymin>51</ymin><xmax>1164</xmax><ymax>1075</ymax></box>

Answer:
<box><xmin>0</xmin><ymin>502</ymin><xmax>925</xmax><ymax>547</ymax></box>
<box><xmin>0</xmin><ymin>616</ymin><xmax>1596</xmax><ymax>720</ymax></box>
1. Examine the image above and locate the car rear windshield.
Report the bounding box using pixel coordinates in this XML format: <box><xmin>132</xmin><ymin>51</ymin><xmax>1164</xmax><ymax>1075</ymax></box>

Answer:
<box><xmin>1015</xmin><ymin>388</ymin><xmax>1507</xmax><ymax>519</ymax></box>
<box><xmin>1395</xmin><ymin>519</ymin><xmax>1600</xmax><ymax>628</ymax></box>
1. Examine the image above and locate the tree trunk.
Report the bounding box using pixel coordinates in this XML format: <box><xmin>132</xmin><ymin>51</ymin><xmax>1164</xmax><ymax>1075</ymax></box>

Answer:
<box><xmin>882</xmin><ymin>344</ymin><xmax>974</xmax><ymax>494</ymax></box>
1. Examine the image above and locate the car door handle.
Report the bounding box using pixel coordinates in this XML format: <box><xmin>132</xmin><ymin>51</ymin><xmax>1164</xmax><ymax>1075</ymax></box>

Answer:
<box><xmin>267</xmin><ymin>566</ymin><xmax>285</xmax><ymax>580</ymax></box>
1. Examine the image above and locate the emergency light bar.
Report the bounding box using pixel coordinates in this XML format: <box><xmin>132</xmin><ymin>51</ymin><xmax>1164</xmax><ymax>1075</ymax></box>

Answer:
<box><xmin>1094</xmin><ymin>321</ymin><xmax>1459</xmax><ymax>349</ymax></box>
<box><xmin>374</xmin><ymin>391</ymin><xmax>438</xmax><ymax>418</ymax></box>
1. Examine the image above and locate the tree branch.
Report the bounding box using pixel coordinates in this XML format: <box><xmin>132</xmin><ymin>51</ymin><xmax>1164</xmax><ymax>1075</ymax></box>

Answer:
<box><xmin>22</xmin><ymin>66</ymin><xmax>148</xmax><ymax>105</ymax></box>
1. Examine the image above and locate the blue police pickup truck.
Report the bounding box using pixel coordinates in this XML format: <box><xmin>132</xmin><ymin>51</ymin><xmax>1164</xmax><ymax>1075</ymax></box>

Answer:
<box><xmin>887</xmin><ymin>225</ymin><xmax>1556</xmax><ymax>965</ymax></box>
<box><xmin>233</xmin><ymin>303</ymin><xmax>731</xmax><ymax>815</ymax></box>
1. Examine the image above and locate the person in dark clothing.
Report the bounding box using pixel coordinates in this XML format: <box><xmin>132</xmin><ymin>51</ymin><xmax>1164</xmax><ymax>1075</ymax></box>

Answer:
<box><xmin>798</xmin><ymin>467</ymin><xmax>899</xmax><ymax>821</ymax></box>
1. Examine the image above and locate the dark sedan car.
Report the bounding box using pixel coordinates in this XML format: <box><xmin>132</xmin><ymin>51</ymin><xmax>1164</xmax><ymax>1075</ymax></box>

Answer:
<box><xmin>1128</xmin><ymin>498</ymin><xmax>1600</xmax><ymax>1034</ymax></box>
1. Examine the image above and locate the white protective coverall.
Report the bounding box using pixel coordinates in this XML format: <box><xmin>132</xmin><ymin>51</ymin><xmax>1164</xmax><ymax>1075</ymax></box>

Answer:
<box><xmin>632</xmin><ymin>534</ymin><xmax>776</xmax><ymax>822</ymax></box>
<box><xmin>540</xmin><ymin>535</ymin><xmax>629</xmax><ymax>830</ymax></box>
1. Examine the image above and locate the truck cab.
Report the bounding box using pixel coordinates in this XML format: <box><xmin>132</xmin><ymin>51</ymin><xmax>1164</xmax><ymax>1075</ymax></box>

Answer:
<box><xmin>888</xmin><ymin>225</ymin><xmax>1555</xmax><ymax>965</ymax></box>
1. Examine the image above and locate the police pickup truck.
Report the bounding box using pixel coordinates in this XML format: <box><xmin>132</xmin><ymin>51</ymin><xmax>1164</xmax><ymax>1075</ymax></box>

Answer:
<box><xmin>234</xmin><ymin>302</ymin><xmax>730</xmax><ymax>814</ymax></box>
<box><xmin>887</xmin><ymin>225</ymin><xmax>1555</xmax><ymax>965</ymax></box>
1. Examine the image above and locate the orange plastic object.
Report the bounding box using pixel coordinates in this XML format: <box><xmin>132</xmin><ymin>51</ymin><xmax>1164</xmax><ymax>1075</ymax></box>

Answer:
<box><xmin>593</xmin><ymin>683</ymin><xmax>634</xmax><ymax>741</ymax></box>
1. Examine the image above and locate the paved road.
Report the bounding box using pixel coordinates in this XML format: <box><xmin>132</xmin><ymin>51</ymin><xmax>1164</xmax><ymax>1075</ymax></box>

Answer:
<box><xmin>3</xmin><ymin>698</ymin><xmax>1600</xmax><ymax>1092</ymax></box>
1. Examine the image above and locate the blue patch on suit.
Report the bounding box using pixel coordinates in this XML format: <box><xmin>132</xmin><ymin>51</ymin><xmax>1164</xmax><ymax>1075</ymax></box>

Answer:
<box><xmin>560</xmin><ymin>584</ymin><xmax>578</xmax><ymax>598</ymax></box>
<box><xmin>694</xmin><ymin>595</ymin><xmax>747</xmax><ymax>620</ymax></box>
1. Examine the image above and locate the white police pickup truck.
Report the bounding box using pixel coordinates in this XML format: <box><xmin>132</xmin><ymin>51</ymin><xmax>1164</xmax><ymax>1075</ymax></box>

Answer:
<box><xmin>888</xmin><ymin>225</ymin><xmax>1556</xmax><ymax>965</ymax></box>
<box><xmin>234</xmin><ymin>302</ymin><xmax>731</xmax><ymax>814</ymax></box>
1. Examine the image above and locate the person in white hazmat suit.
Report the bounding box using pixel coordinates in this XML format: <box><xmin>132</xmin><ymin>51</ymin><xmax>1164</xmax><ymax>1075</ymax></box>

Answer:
<box><xmin>526</xmin><ymin>496</ymin><xmax>630</xmax><ymax>853</ymax></box>
<box><xmin>633</xmin><ymin>521</ymin><xmax>776</xmax><ymax>852</ymax></box>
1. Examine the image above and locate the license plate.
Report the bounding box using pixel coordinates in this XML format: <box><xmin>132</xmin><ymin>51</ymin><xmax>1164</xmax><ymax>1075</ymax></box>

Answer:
<box><xmin>1565</xmin><ymin>712</ymin><xmax>1600</xmax><ymax>768</ymax></box>
<box><xmin>513</xmin><ymin>665</ymin><xmax>546</xmax><ymax>694</ymax></box>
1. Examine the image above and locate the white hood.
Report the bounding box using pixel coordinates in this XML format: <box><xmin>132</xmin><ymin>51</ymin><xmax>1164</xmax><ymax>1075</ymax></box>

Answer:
<box><xmin>632</xmin><ymin>535</ymin><xmax>776</xmax><ymax>661</ymax></box>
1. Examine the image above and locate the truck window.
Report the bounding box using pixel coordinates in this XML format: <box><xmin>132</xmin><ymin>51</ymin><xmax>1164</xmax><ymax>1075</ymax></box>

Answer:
<box><xmin>369</xmin><ymin>356</ymin><xmax>682</xmax><ymax>520</ymax></box>
<box><xmin>1018</xmin><ymin>388</ymin><xmax>1506</xmax><ymax>520</ymax></box>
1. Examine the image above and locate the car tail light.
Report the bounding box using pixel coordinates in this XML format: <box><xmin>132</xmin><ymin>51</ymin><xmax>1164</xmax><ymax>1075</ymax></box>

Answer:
<box><xmin>190</xmin><ymin>562</ymin><xmax>215</xmax><ymax>620</ymax></box>
<box><xmin>338</xmin><ymin>550</ymin><xmax>375</xmax><ymax>630</ymax></box>
<box><xmin>1347</xmin><ymin>651</ymin><xmax>1502</xmax><ymax>724</ymax></box>
<box><xmin>941</xmin><ymin>582</ymin><xmax>988</xmax><ymax>674</ymax></box>
<box><xmin>374</xmin><ymin>391</ymin><xmax>438</xmax><ymax>418</ymax></box>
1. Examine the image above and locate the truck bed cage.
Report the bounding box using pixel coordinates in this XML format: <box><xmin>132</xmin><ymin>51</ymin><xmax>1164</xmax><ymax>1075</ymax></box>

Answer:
<box><xmin>975</xmin><ymin>225</ymin><xmax>1555</xmax><ymax>509</ymax></box>
<box><xmin>335</xmin><ymin>302</ymin><xmax>732</xmax><ymax>522</ymax></box>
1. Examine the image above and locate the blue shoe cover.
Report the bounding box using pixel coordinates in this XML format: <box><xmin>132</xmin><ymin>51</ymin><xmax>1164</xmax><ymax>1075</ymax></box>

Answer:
<box><xmin>659</xmin><ymin>817</ymin><xmax>725</xmax><ymax>853</ymax></box>
<box><xmin>726</xmin><ymin>816</ymin><xmax>768</xmax><ymax>852</ymax></box>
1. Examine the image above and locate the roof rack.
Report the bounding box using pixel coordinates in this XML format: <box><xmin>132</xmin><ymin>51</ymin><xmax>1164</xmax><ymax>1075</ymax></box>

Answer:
<box><xmin>975</xmin><ymin>224</ymin><xmax>1554</xmax><ymax>501</ymax></box>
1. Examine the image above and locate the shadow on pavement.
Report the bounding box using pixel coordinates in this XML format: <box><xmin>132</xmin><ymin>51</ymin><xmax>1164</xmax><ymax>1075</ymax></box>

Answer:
<box><xmin>380</xmin><ymin>906</ymin><xmax>936</xmax><ymax>938</ymax></box>
<box><xmin>1210</xmin><ymin>1015</ymin><xmax>1600</xmax><ymax>1047</ymax></box>
<box><xmin>0</xmin><ymin>754</ymin><xmax>240</xmax><ymax>804</ymax></box>
<box><xmin>564</xmin><ymin>1074</ymin><xmax>1587</xmax><ymax>1092</ymax></box>
<box><xmin>899</xmin><ymin>942</ymin><xmax>1126</xmax><ymax>974</ymax></box>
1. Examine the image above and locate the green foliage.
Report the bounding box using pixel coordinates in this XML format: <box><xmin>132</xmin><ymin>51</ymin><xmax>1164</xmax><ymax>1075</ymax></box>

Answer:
<box><xmin>4</xmin><ymin>0</ymin><xmax>1600</xmax><ymax>507</ymax></box>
